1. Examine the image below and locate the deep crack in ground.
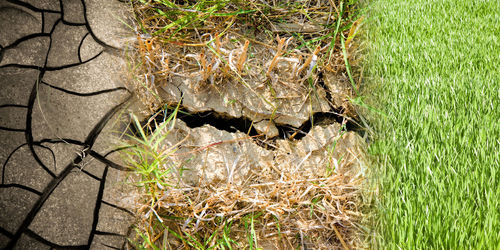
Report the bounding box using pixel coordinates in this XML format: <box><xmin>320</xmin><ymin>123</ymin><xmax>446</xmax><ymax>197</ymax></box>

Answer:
<box><xmin>135</xmin><ymin>103</ymin><xmax>363</xmax><ymax>148</ymax></box>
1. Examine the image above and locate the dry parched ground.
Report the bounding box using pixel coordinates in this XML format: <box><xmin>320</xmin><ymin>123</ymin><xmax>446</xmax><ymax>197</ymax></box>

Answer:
<box><xmin>124</xmin><ymin>0</ymin><xmax>369</xmax><ymax>249</ymax></box>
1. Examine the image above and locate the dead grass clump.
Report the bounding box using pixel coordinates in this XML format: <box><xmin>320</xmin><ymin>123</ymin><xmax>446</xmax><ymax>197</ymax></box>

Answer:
<box><xmin>126</xmin><ymin>0</ymin><xmax>369</xmax><ymax>249</ymax></box>
<box><xmin>125</xmin><ymin>112</ymin><xmax>368</xmax><ymax>249</ymax></box>
<box><xmin>128</xmin><ymin>0</ymin><xmax>364</xmax><ymax>117</ymax></box>
<box><xmin>128</xmin><ymin>119</ymin><xmax>367</xmax><ymax>249</ymax></box>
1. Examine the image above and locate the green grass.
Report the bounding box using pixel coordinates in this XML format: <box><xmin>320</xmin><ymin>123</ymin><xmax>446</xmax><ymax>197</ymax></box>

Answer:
<box><xmin>366</xmin><ymin>0</ymin><xmax>500</xmax><ymax>248</ymax></box>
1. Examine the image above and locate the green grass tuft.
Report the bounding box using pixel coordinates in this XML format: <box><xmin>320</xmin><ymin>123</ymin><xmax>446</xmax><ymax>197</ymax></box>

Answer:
<box><xmin>366</xmin><ymin>0</ymin><xmax>500</xmax><ymax>248</ymax></box>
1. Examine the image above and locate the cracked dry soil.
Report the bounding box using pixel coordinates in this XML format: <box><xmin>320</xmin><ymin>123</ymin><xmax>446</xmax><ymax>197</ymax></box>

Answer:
<box><xmin>128</xmin><ymin>1</ymin><xmax>368</xmax><ymax>248</ymax></box>
<box><xmin>1</xmin><ymin>0</ymin><xmax>138</xmax><ymax>249</ymax></box>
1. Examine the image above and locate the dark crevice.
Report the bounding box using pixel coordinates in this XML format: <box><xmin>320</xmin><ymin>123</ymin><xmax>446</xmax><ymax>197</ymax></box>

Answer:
<box><xmin>47</xmin><ymin>51</ymin><xmax>104</xmax><ymax>71</ymax></box>
<box><xmin>81</xmin><ymin>0</ymin><xmax>121</xmax><ymax>53</ymax></box>
<box><xmin>135</xmin><ymin>103</ymin><xmax>362</xmax><ymax>149</ymax></box>
<box><xmin>0</xmin><ymin>126</ymin><xmax>25</xmax><ymax>132</ymax></box>
<box><xmin>101</xmin><ymin>243</ymin><xmax>122</xmax><ymax>250</ymax></box>
<box><xmin>41</xmin><ymin>80</ymin><xmax>127</xmax><ymax>96</ymax></box>
<box><xmin>0</xmin><ymin>226</ymin><xmax>14</xmax><ymax>238</ymax></box>
<box><xmin>180</xmin><ymin>109</ymin><xmax>260</xmax><ymax>135</ymax></box>
<box><xmin>61</xmin><ymin>20</ymin><xmax>87</xmax><ymax>26</ymax></box>
<box><xmin>317</xmin><ymin>71</ymin><xmax>333</xmax><ymax>107</ymax></box>
<box><xmin>87</xmin><ymin>165</ymin><xmax>108</xmax><ymax>246</ymax></box>
<box><xmin>29</xmin><ymin>139</ymin><xmax>130</xmax><ymax>171</ymax></box>
<box><xmin>41</xmin><ymin>11</ymin><xmax>45</xmax><ymax>33</ymax></box>
<box><xmin>6</xmin><ymin>161</ymin><xmax>78</xmax><ymax>248</ymax></box>
<box><xmin>94</xmin><ymin>231</ymin><xmax>126</xmax><ymax>237</ymax></box>
<box><xmin>77</xmin><ymin>32</ymin><xmax>90</xmax><ymax>63</ymax></box>
<box><xmin>84</xmin><ymin>95</ymin><xmax>132</xmax><ymax>147</ymax></box>
<box><xmin>26</xmin><ymin>74</ymin><xmax>57</xmax><ymax>179</ymax></box>
<box><xmin>6</xmin><ymin>0</ymin><xmax>61</xmax><ymax>13</ymax></box>
<box><xmin>0</xmin><ymin>64</ymin><xmax>42</xmax><ymax>70</ymax></box>
<box><xmin>0</xmin><ymin>184</ymin><xmax>43</xmax><ymax>196</ymax></box>
<box><xmin>6</xmin><ymin>97</ymin><xmax>131</xmax><ymax>248</ymax></box>
<box><xmin>0</xmin><ymin>104</ymin><xmax>28</xmax><ymax>109</ymax></box>
<box><xmin>88</xmin><ymin>149</ymin><xmax>131</xmax><ymax>171</ymax></box>
<box><xmin>135</xmin><ymin>71</ymin><xmax>363</xmax><ymax>142</ymax></box>
<box><xmin>36</xmin><ymin>144</ymin><xmax>57</xmax><ymax>173</ymax></box>
<box><xmin>0</xmin><ymin>0</ymin><xmax>363</xmax><ymax>248</ymax></box>
<box><xmin>133</xmin><ymin>107</ymin><xmax>258</xmax><ymax>137</ymax></box>
<box><xmin>0</xmin><ymin>51</ymin><xmax>104</xmax><ymax>71</ymax></box>
<box><xmin>25</xmin><ymin>229</ymin><xmax>86</xmax><ymax>249</ymax></box>
<box><xmin>277</xmin><ymin>111</ymin><xmax>361</xmax><ymax>140</ymax></box>
<box><xmin>2</xmin><ymin>33</ymin><xmax>51</xmax><ymax>50</ymax></box>
<box><xmin>78</xmin><ymin>168</ymin><xmax>102</xmax><ymax>181</ymax></box>
<box><xmin>2</xmin><ymin>143</ymin><xmax>28</xmax><ymax>184</ymax></box>
<box><xmin>102</xmin><ymin>200</ymin><xmax>135</xmax><ymax>216</ymax></box>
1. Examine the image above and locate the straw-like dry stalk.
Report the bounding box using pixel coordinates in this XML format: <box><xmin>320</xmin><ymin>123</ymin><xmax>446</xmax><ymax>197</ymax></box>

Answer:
<box><xmin>237</xmin><ymin>40</ymin><xmax>250</xmax><ymax>72</ymax></box>
<box><xmin>297</xmin><ymin>45</ymin><xmax>321</xmax><ymax>77</ymax></box>
<box><xmin>267</xmin><ymin>35</ymin><xmax>286</xmax><ymax>76</ymax></box>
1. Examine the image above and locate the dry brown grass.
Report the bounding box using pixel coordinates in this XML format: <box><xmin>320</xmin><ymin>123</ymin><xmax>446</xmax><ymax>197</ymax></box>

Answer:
<box><xmin>127</xmin><ymin>119</ymin><xmax>368</xmax><ymax>249</ymax></box>
<box><xmin>125</xmin><ymin>0</ymin><xmax>370</xmax><ymax>249</ymax></box>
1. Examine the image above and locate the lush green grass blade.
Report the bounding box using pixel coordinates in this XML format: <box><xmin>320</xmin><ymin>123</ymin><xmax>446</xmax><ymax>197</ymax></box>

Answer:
<box><xmin>151</xmin><ymin>105</ymin><xmax>179</xmax><ymax>151</ymax></box>
<box><xmin>131</xmin><ymin>115</ymin><xmax>148</xmax><ymax>142</ymax></box>
<box><xmin>212</xmin><ymin>9</ymin><xmax>255</xmax><ymax>17</ymax></box>
<box><xmin>366</xmin><ymin>0</ymin><xmax>500</xmax><ymax>248</ymax></box>
<box><xmin>341</xmin><ymin>35</ymin><xmax>357</xmax><ymax>95</ymax></box>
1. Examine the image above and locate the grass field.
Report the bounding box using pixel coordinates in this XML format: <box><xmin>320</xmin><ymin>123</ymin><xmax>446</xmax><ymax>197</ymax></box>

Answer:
<box><xmin>366</xmin><ymin>0</ymin><xmax>500</xmax><ymax>248</ymax></box>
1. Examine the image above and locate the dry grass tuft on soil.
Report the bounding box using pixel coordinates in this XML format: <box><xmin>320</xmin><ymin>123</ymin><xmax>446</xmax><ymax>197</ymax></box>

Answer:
<box><xmin>124</xmin><ymin>0</ymin><xmax>370</xmax><ymax>249</ymax></box>
<box><xmin>127</xmin><ymin>0</ymin><xmax>364</xmax><ymax>123</ymax></box>
<box><xmin>125</xmin><ymin>113</ymin><xmax>368</xmax><ymax>249</ymax></box>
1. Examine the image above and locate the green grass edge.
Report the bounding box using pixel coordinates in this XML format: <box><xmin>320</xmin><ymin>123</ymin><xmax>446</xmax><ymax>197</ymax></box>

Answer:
<box><xmin>364</xmin><ymin>0</ymin><xmax>500</xmax><ymax>248</ymax></box>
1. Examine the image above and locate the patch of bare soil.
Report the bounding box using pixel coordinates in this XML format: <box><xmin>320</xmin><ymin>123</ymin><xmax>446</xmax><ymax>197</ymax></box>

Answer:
<box><xmin>125</xmin><ymin>0</ymin><xmax>368</xmax><ymax>249</ymax></box>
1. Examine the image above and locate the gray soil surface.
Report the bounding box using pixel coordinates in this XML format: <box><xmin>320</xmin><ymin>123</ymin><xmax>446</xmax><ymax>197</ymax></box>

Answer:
<box><xmin>0</xmin><ymin>0</ymin><xmax>137</xmax><ymax>249</ymax></box>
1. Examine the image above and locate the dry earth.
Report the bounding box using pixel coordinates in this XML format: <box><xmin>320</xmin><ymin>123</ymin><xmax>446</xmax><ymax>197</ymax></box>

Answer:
<box><xmin>127</xmin><ymin>1</ymin><xmax>369</xmax><ymax>249</ymax></box>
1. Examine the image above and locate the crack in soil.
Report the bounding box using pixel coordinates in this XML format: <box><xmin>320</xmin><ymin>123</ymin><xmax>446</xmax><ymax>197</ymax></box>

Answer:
<box><xmin>134</xmin><ymin>104</ymin><xmax>362</xmax><ymax>145</ymax></box>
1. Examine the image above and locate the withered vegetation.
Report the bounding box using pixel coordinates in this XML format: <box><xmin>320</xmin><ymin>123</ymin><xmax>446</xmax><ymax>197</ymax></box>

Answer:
<box><xmin>125</xmin><ymin>0</ymin><xmax>369</xmax><ymax>249</ymax></box>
